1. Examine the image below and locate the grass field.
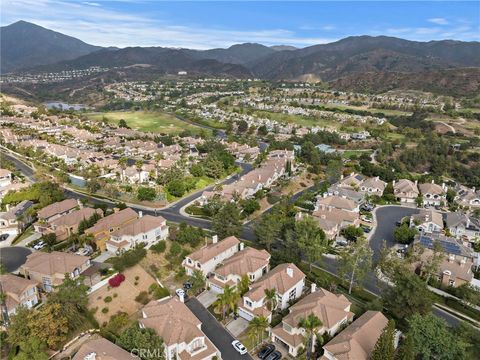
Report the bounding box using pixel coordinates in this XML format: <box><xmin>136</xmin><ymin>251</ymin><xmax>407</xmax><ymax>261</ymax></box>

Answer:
<box><xmin>251</xmin><ymin>109</ymin><xmax>339</xmax><ymax>129</ymax></box>
<box><xmin>88</xmin><ymin>111</ymin><xmax>208</xmax><ymax>135</ymax></box>
<box><xmin>341</xmin><ymin>149</ymin><xmax>373</xmax><ymax>159</ymax></box>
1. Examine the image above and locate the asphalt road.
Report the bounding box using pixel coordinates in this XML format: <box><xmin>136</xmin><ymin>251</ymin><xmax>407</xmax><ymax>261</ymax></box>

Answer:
<box><xmin>0</xmin><ymin>246</ymin><xmax>32</xmax><ymax>272</ymax></box>
<box><xmin>186</xmin><ymin>298</ymin><xmax>253</xmax><ymax>360</ymax></box>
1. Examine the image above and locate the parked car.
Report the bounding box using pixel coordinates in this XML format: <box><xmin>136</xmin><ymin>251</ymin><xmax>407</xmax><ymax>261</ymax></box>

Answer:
<box><xmin>175</xmin><ymin>288</ymin><xmax>185</xmax><ymax>298</ymax></box>
<box><xmin>0</xmin><ymin>234</ymin><xmax>9</xmax><ymax>241</ymax></box>
<box><xmin>360</xmin><ymin>215</ymin><xmax>372</xmax><ymax>223</ymax></box>
<box><xmin>33</xmin><ymin>241</ymin><xmax>45</xmax><ymax>250</ymax></box>
<box><xmin>75</xmin><ymin>248</ymin><xmax>90</xmax><ymax>256</ymax></box>
<box><xmin>258</xmin><ymin>344</ymin><xmax>275</xmax><ymax>359</ymax></box>
<box><xmin>395</xmin><ymin>221</ymin><xmax>402</xmax><ymax>226</ymax></box>
<box><xmin>183</xmin><ymin>281</ymin><xmax>192</xmax><ymax>289</ymax></box>
<box><xmin>265</xmin><ymin>350</ymin><xmax>282</xmax><ymax>360</ymax></box>
<box><xmin>232</xmin><ymin>340</ymin><xmax>248</xmax><ymax>355</ymax></box>
<box><xmin>362</xmin><ymin>226</ymin><xmax>371</xmax><ymax>233</ymax></box>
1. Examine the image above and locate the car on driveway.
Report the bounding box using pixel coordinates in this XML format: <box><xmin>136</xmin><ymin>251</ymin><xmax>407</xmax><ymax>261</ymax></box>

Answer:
<box><xmin>232</xmin><ymin>340</ymin><xmax>248</xmax><ymax>355</ymax></box>
<box><xmin>0</xmin><ymin>234</ymin><xmax>9</xmax><ymax>241</ymax></box>
<box><xmin>264</xmin><ymin>350</ymin><xmax>282</xmax><ymax>360</ymax></box>
<box><xmin>75</xmin><ymin>247</ymin><xmax>90</xmax><ymax>256</ymax></box>
<box><xmin>33</xmin><ymin>241</ymin><xmax>45</xmax><ymax>250</ymax></box>
<box><xmin>176</xmin><ymin>288</ymin><xmax>185</xmax><ymax>298</ymax></box>
<box><xmin>258</xmin><ymin>344</ymin><xmax>275</xmax><ymax>359</ymax></box>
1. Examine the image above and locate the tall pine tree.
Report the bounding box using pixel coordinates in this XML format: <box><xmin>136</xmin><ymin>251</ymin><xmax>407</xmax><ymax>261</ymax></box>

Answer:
<box><xmin>371</xmin><ymin>319</ymin><xmax>396</xmax><ymax>360</ymax></box>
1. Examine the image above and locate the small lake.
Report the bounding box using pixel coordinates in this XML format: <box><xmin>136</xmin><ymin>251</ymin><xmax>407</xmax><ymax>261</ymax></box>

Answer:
<box><xmin>44</xmin><ymin>101</ymin><xmax>91</xmax><ymax>111</ymax></box>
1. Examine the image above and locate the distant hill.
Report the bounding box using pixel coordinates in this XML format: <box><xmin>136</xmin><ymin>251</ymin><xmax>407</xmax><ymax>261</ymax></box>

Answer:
<box><xmin>192</xmin><ymin>43</ymin><xmax>277</xmax><ymax>64</ymax></box>
<box><xmin>270</xmin><ymin>45</ymin><xmax>298</xmax><ymax>51</ymax></box>
<box><xmin>0</xmin><ymin>21</ymin><xmax>102</xmax><ymax>73</ymax></box>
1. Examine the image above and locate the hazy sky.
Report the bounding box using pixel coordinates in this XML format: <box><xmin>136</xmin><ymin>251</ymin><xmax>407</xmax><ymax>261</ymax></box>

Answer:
<box><xmin>2</xmin><ymin>1</ymin><xmax>479</xmax><ymax>48</ymax></box>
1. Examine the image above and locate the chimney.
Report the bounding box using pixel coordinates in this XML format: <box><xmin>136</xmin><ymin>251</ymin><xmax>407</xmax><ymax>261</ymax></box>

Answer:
<box><xmin>431</xmin><ymin>179</ymin><xmax>435</xmax><ymax>184</ymax></box>
<box><xmin>212</xmin><ymin>235</ymin><xmax>218</xmax><ymax>244</ymax></box>
<box><xmin>340</xmin><ymin>174</ymin><xmax>344</xmax><ymax>180</ymax></box>
<box><xmin>139</xmin><ymin>211</ymin><xmax>143</xmax><ymax>218</ymax></box>
<box><xmin>286</xmin><ymin>267</ymin><xmax>293</xmax><ymax>278</ymax></box>
<box><xmin>239</xmin><ymin>242</ymin><xmax>245</xmax><ymax>251</ymax></box>
<box><xmin>311</xmin><ymin>283</ymin><xmax>317</xmax><ymax>293</ymax></box>
<box><xmin>414</xmin><ymin>180</ymin><xmax>418</xmax><ymax>186</ymax></box>
<box><xmin>392</xmin><ymin>180</ymin><xmax>396</xmax><ymax>186</ymax></box>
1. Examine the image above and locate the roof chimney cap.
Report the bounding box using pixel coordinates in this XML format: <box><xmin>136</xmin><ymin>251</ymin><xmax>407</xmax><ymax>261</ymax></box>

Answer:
<box><xmin>286</xmin><ymin>267</ymin><xmax>293</xmax><ymax>278</ymax></box>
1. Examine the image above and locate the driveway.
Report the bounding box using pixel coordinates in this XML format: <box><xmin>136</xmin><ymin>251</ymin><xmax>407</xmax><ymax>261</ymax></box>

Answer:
<box><xmin>0</xmin><ymin>246</ymin><xmax>32</xmax><ymax>272</ymax></box>
<box><xmin>370</xmin><ymin>205</ymin><xmax>418</xmax><ymax>261</ymax></box>
<box><xmin>186</xmin><ymin>298</ymin><xmax>252</xmax><ymax>360</ymax></box>
<box><xmin>226</xmin><ymin>317</ymin><xmax>250</xmax><ymax>337</ymax></box>
<box><xmin>197</xmin><ymin>290</ymin><xmax>218</xmax><ymax>308</ymax></box>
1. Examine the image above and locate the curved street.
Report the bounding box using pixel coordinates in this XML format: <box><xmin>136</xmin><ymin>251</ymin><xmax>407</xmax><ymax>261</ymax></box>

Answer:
<box><xmin>0</xmin><ymin>246</ymin><xmax>32</xmax><ymax>272</ymax></box>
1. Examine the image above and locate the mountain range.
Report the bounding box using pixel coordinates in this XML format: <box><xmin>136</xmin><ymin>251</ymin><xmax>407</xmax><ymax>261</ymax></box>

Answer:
<box><xmin>2</xmin><ymin>21</ymin><xmax>480</xmax><ymax>96</ymax></box>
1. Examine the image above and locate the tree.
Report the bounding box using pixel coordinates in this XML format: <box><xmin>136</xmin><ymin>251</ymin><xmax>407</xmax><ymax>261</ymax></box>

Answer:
<box><xmin>137</xmin><ymin>186</ymin><xmax>156</xmax><ymax>201</ymax></box>
<box><xmin>213</xmin><ymin>285</ymin><xmax>239</xmax><ymax>320</ymax></box>
<box><xmin>13</xmin><ymin>336</ymin><xmax>49</xmax><ymax>360</ymax></box>
<box><xmin>254</xmin><ymin>212</ymin><xmax>282</xmax><ymax>252</ymax></box>
<box><xmin>247</xmin><ymin>316</ymin><xmax>269</xmax><ymax>349</ymax></box>
<box><xmin>371</xmin><ymin>320</ymin><xmax>396</xmax><ymax>360</ymax></box>
<box><xmin>30</xmin><ymin>303</ymin><xmax>69</xmax><ymax>349</ymax></box>
<box><xmin>453</xmin><ymin>283</ymin><xmax>480</xmax><ymax>307</ymax></box>
<box><xmin>189</xmin><ymin>270</ymin><xmax>205</xmax><ymax>296</ymax></box>
<box><xmin>338</xmin><ymin>236</ymin><xmax>373</xmax><ymax>294</ymax></box>
<box><xmin>212</xmin><ymin>202</ymin><xmax>242</xmax><ymax>239</ymax></box>
<box><xmin>42</xmin><ymin>233</ymin><xmax>57</xmax><ymax>251</ymax></box>
<box><xmin>190</xmin><ymin>163</ymin><xmax>205</xmax><ymax>177</ymax></box>
<box><xmin>117</xmin><ymin>324</ymin><xmax>164</xmax><ymax>360</ymax></box>
<box><xmin>118</xmin><ymin>119</ymin><xmax>129</xmax><ymax>128</ymax></box>
<box><xmin>241</xmin><ymin>198</ymin><xmax>260</xmax><ymax>215</ymax></box>
<box><xmin>406</xmin><ymin>313</ymin><xmax>467</xmax><ymax>360</ymax></box>
<box><xmin>290</xmin><ymin>216</ymin><xmax>327</xmax><ymax>272</ymax></box>
<box><xmin>175</xmin><ymin>223</ymin><xmax>205</xmax><ymax>247</ymax></box>
<box><xmin>394</xmin><ymin>224</ymin><xmax>417</xmax><ymax>244</ymax></box>
<box><xmin>264</xmin><ymin>288</ymin><xmax>278</xmax><ymax>312</ymax></box>
<box><xmin>237</xmin><ymin>274</ymin><xmax>250</xmax><ymax>296</ymax></box>
<box><xmin>326</xmin><ymin>159</ymin><xmax>343</xmax><ymax>184</ymax></box>
<box><xmin>7</xmin><ymin>306</ymin><xmax>32</xmax><ymax>347</ymax></box>
<box><xmin>341</xmin><ymin>225</ymin><xmax>364</xmax><ymax>242</ymax></box>
<box><xmin>395</xmin><ymin>334</ymin><xmax>415</xmax><ymax>360</ymax></box>
<box><xmin>419</xmin><ymin>240</ymin><xmax>444</xmax><ymax>284</ymax></box>
<box><xmin>383</xmin><ymin>271</ymin><xmax>433</xmax><ymax>319</ymax></box>
<box><xmin>166</xmin><ymin>179</ymin><xmax>186</xmax><ymax>197</ymax></box>
<box><xmin>298</xmin><ymin>313</ymin><xmax>322</xmax><ymax>360</ymax></box>
<box><xmin>203</xmin><ymin>156</ymin><xmax>224</xmax><ymax>179</ymax></box>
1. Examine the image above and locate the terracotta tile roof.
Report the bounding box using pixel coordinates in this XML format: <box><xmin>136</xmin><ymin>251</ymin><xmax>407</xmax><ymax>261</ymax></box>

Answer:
<box><xmin>22</xmin><ymin>251</ymin><xmax>89</xmax><ymax>277</ymax></box>
<box><xmin>0</xmin><ymin>274</ymin><xmax>37</xmax><ymax>311</ymax></box>
<box><xmin>317</xmin><ymin>196</ymin><xmax>357</xmax><ymax>211</ymax></box>
<box><xmin>72</xmin><ymin>337</ymin><xmax>139</xmax><ymax>360</ymax></box>
<box><xmin>86</xmin><ymin>208</ymin><xmax>137</xmax><ymax>234</ymax></box>
<box><xmin>245</xmin><ymin>263</ymin><xmax>305</xmax><ymax>301</ymax></box>
<box><xmin>419</xmin><ymin>182</ymin><xmax>445</xmax><ymax>195</ymax></box>
<box><xmin>37</xmin><ymin>199</ymin><xmax>78</xmax><ymax>220</ymax></box>
<box><xmin>50</xmin><ymin>208</ymin><xmax>102</xmax><ymax>228</ymax></box>
<box><xmin>215</xmin><ymin>247</ymin><xmax>270</xmax><ymax>277</ymax></box>
<box><xmin>188</xmin><ymin>236</ymin><xmax>240</xmax><ymax>264</ymax></box>
<box><xmin>411</xmin><ymin>209</ymin><xmax>443</xmax><ymax>229</ymax></box>
<box><xmin>323</xmin><ymin>311</ymin><xmax>388</xmax><ymax>360</ymax></box>
<box><xmin>282</xmin><ymin>288</ymin><xmax>353</xmax><ymax>329</ymax></box>
<box><xmin>272</xmin><ymin>325</ymin><xmax>304</xmax><ymax>348</ymax></box>
<box><xmin>312</xmin><ymin>208</ymin><xmax>359</xmax><ymax>226</ymax></box>
<box><xmin>111</xmin><ymin>215</ymin><xmax>166</xmax><ymax>237</ymax></box>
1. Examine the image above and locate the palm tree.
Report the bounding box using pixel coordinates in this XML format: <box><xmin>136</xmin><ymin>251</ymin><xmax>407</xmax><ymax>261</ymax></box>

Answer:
<box><xmin>298</xmin><ymin>313</ymin><xmax>323</xmax><ymax>360</ymax></box>
<box><xmin>118</xmin><ymin>157</ymin><xmax>128</xmax><ymax>181</ymax></box>
<box><xmin>264</xmin><ymin>288</ymin><xmax>278</xmax><ymax>312</ymax></box>
<box><xmin>213</xmin><ymin>293</ymin><xmax>228</xmax><ymax>321</ymax></box>
<box><xmin>189</xmin><ymin>270</ymin><xmax>205</xmax><ymax>296</ymax></box>
<box><xmin>247</xmin><ymin>316</ymin><xmax>269</xmax><ymax>349</ymax></box>
<box><xmin>135</xmin><ymin>160</ymin><xmax>144</xmax><ymax>183</ymax></box>
<box><xmin>214</xmin><ymin>285</ymin><xmax>239</xmax><ymax>321</ymax></box>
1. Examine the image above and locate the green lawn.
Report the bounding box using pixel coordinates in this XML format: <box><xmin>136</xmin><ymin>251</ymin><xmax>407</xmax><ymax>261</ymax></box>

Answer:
<box><xmin>251</xmin><ymin>109</ymin><xmax>339</xmax><ymax>129</ymax></box>
<box><xmin>341</xmin><ymin>149</ymin><xmax>373</xmax><ymax>159</ymax></box>
<box><xmin>88</xmin><ymin>111</ymin><xmax>209</xmax><ymax>135</ymax></box>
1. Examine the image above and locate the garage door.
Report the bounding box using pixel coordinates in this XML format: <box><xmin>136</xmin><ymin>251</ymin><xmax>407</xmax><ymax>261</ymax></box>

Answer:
<box><xmin>238</xmin><ymin>307</ymin><xmax>254</xmax><ymax>321</ymax></box>
<box><xmin>209</xmin><ymin>282</ymin><xmax>224</xmax><ymax>294</ymax></box>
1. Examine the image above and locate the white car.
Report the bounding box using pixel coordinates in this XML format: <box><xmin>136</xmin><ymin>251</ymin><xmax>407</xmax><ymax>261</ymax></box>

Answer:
<box><xmin>232</xmin><ymin>340</ymin><xmax>248</xmax><ymax>355</ymax></box>
<box><xmin>76</xmin><ymin>248</ymin><xmax>90</xmax><ymax>256</ymax></box>
<box><xmin>33</xmin><ymin>241</ymin><xmax>45</xmax><ymax>250</ymax></box>
<box><xmin>175</xmin><ymin>288</ymin><xmax>185</xmax><ymax>298</ymax></box>
<box><xmin>361</xmin><ymin>215</ymin><xmax>372</xmax><ymax>223</ymax></box>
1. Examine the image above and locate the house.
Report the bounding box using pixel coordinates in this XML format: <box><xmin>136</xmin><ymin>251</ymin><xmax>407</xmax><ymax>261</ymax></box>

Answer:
<box><xmin>20</xmin><ymin>251</ymin><xmax>91</xmax><ymax>292</ymax></box>
<box><xmin>0</xmin><ymin>169</ymin><xmax>12</xmax><ymax>187</ymax></box>
<box><xmin>414</xmin><ymin>233</ymin><xmax>475</xmax><ymax>287</ymax></box>
<box><xmin>321</xmin><ymin>311</ymin><xmax>389</xmax><ymax>360</ymax></box>
<box><xmin>85</xmin><ymin>207</ymin><xmax>138</xmax><ymax>251</ymax></box>
<box><xmin>311</xmin><ymin>195</ymin><xmax>360</xmax><ymax>233</ymax></box>
<box><xmin>326</xmin><ymin>185</ymin><xmax>364</xmax><ymax>205</ymax></box>
<box><xmin>183</xmin><ymin>235</ymin><xmax>240</xmax><ymax>277</ymax></box>
<box><xmin>296</xmin><ymin>212</ymin><xmax>340</xmax><ymax>240</ymax></box>
<box><xmin>208</xmin><ymin>245</ymin><xmax>271</xmax><ymax>293</ymax></box>
<box><xmin>36</xmin><ymin>198</ymin><xmax>79</xmax><ymax>223</ymax></box>
<box><xmin>315</xmin><ymin>195</ymin><xmax>359</xmax><ymax>213</ymax></box>
<box><xmin>0</xmin><ymin>200</ymin><xmax>34</xmax><ymax>236</ymax></box>
<box><xmin>106</xmin><ymin>214</ymin><xmax>169</xmax><ymax>253</ymax></box>
<box><xmin>445</xmin><ymin>212</ymin><xmax>480</xmax><ymax>241</ymax></box>
<box><xmin>393</xmin><ymin>179</ymin><xmax>419</xmax><ymax>203</ymax></box>
<box><xmin>72</xmin><ymin>337</ymin><xmax>140</xmax><ymax>360</ymax></box>
<box><xmin>410</xmin><ymin>209</ymin><xmax>444</xmax><ymax>234</ymax></box>
<box><xmin>359</xmin><ymin>177</ymin><xmax>386</xmax><ymax>196</ymax></box>
<box><xmin>454</xmin><ymin>185</ymin><xmax>480</xmax><ymax>209</ymax></box>
<box><xmin>271</xmin><ymin>285</ymin><xmax>354</xmax><ymax>357</ymax></box>
<box><xmin>37</xmin><ymin>207</ymin><xmax>103</xmax><ymax>241</ymax></box>
<box><xmin>0</xmin><ymin>274</ymin><xmax>40</xmax><ymax>317</ymax></box>
<box><xmin>419</xmin><ymin>180</ymin><xmax>446</xmax><ymax>207</ymax></box>
<box><xmin>140</xmin><ymin>297</ymin><xmax>220</xmax><ymax>360</ymax></box>
<box><xmin>238</xmin><ymin>263</ymin><xmax>306</xmax><ymax>322</ymax></box>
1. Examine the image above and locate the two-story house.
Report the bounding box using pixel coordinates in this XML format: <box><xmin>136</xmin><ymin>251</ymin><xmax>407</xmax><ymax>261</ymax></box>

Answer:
<box><xmin>0</xmin><ymin>169</ymin><xmax>12</xmax><ymax>187</ymax></box>
<box><xmin>85</xmin><ymin>207</ymin><xmax>138</xmax><ymax>251</ymax></box>
<box><xmin>0</xmin><ymin>274</ymin><xmax>39</xmax><ymax>317</ymax></box>
<box><xmin>20</xmin><ymin>251</ymin><xmax>91</xmax><ymax>292</ymax></box>
<box><xmin>454</xmin><ymin>185</ymin><xmax>480</xmax><ymax>210</ymax></box>
<box><xmin>183</xmin><ymin>236</ymin><xmax>240</xmax><ymax>277</ymax></box>
<box><xmin>208</xmin><ymin>245</ymin><xmax>271</xmax><ymax>293</ymax></box>
<box><xmin>410</xmin><ymin>209</ymin><xmax>444</xmax><ymax>234</ymax></box>
<box><xmin>140</xmin><ymin>297</ymin><xmax>220</xmax><ymax>360</ymax></box>
<box><xmin>445</xmin><ymin>212</ymin><xmax>480</xmax><ymax>242</ymax></box>
<box><xmin>106</xmin><ymin>214</ymin><xmax>169</xmax><ymax>253</ymax></box>
<box><xmin>321</xmin><ymin>311</ymin><xmax>389</xmax><ymax>360</ymax></box>
<box><xmin>419</xmin><ymin>180</ymin><xmax>447</xmax><ymax>207</ymax></box>
<box><xmin>0</xmin><ymin>200</ymin><xmax>34</xmax><ymax>236</ymax></box>
<box><xmin>414</xmin><ymin>233</ymin><xmax>475</xmax><ymax>287</ymax></box>
<box><xmin>238</xmin><ymin>263</ymin><xmax>306</xmax><ymax>322</ymax></box>
<box><xmin>272</xmin><ymin>285</ymin><xmax>354</xmax><ymax>357</ymax></box>
<box><xmin>73</xmin><ymin>337</ymin><xmax>140</xmax><ymax>360</ymax></box>
<box><xmin>36</xmin><ymin>198</ymin><xmax>80</xmax><ymax>223</ymax></box>
<box><xmin>393</xmin><ymin>179</ymin><xmax>419</xmax><ymax>204</ymax></box>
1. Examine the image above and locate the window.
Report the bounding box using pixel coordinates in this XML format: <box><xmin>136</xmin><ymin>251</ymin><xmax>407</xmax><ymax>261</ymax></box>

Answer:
<box><xmin>245</xmin><ymin>299</ymin><xmax>253</xmax><ymax>307</ymax></box>
<box><xmin>288</xmin><ymin>288</ymin><xmax>296</xmax><ymax>300</ymax></box>
<box><xmin>249</xmin><ymin>274</ymin><xmax>255</xmax><ymax>281</ymax></box>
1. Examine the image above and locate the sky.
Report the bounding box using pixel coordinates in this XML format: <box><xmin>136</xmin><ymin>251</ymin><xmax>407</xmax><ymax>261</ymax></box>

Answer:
<box><xmin>1</xmin><ymin>1</ymin><xmax>479</xmax><ymax>49</ymax></box>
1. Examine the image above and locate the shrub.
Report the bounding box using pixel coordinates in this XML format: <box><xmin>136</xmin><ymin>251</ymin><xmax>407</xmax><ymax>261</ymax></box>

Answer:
<box><xmin>104</xmin><ymin>296</ymin><xmax>112</xmax><ymax>303</ymax></box>
<box><xmin>109</xmin><ymin>246</ymin><xmax>147</xmax><ymax>272</ymax></box>
<box><xmin>151</xmin><ymin>241</ymin><xmax>166</xmax><ymax>254</ymax></box>
<box><xmin>135</xmin><ymin>291</ymin><xmax>150</xmax><ymax>305</ymax></box>
<box><xmin>108</xmin><ymin>273</ymin><xmax>126</xmax><ymax>287</ymax></box>
<box><xmin>149</xmin><ymin>284</ymin><xmax>170</xmax><ymax>299</ymax></box>
<box><xmin>101</xmin><ymin>307</ymin><xmax>109</xmax><ymax>314</ymax></box>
